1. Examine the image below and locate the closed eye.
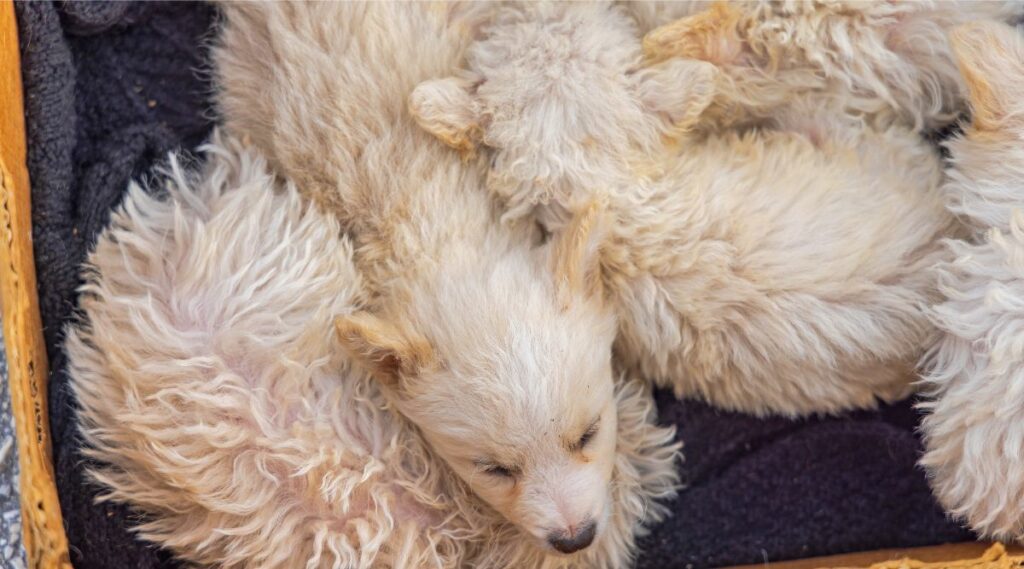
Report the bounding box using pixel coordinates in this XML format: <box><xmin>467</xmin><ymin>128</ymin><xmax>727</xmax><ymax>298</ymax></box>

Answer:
<box><xmin>571</xmin><ymin>418</ymin><xmax>600</xmax><ymax>452</ymax></box>
<box><xmin>477</xmin><ymin>461</ymin><xmax>518</xmax><ymax>479</ymax></box>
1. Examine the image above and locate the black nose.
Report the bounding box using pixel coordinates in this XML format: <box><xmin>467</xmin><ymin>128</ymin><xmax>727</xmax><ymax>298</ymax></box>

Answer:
<box><xmin>548</xmin><ymin>520</ymin><xmax>597</xmax><ymax>554</ymax></box>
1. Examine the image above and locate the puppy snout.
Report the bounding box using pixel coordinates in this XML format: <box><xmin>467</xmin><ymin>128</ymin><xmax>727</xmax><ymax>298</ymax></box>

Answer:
<box><xmin>547</xmin><ymin>519</ymin><xmax>597</xmax><ymax>554</ymax></box>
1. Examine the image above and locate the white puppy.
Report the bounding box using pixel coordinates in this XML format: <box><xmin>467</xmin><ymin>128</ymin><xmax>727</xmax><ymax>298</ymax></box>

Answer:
<box><xmin>214</xmin><ymin>1</ymin><xmax>667</xmax><ymax>559</ymax></box>
<box><xmin>67</xmin><ymin>135</ymin><xmax>680</xmax><ymax>568</ymax></box>
<box><xmin>636</xmin><ymin>1</ymin><xmax>1022</xmax><ymax>132</ymax></box>
<box><xmin>411</xmin><ymin>1</ymin><xmax>956</xmax><ymax>415</ymax></box>
<box><xmin>921</xmin><ymin>21</ymin><xmax>1024</xmax><ymax>541</ymax></box>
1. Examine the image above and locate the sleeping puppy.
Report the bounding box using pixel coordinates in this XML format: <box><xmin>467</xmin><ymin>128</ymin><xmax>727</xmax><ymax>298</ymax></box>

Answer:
<box><xmin>921</xmin><ymin>21</ymin><xmax>1024</xmax><ymax>541</ymax></box>
<box><xmin>410</xmin><ymin>0</ymin><xmax>956</xmax><ymax>416</ymax></box>
<box><xmin>635</xmin><ymin>0</ymin><xmax>1022</xmax><ymax>132</ymax></box>
<box><xmin>68</xmin><ymin>133</ymin><xmax>680</xmax><ymax>569</ymax></box>
<box><xmin>214</xmin><ymin>2</ymin><xmax>678</xmax><ymax>564</ymax></box>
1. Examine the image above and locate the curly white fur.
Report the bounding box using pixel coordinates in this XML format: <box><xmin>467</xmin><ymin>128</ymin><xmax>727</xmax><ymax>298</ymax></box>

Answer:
<box><xmin>66</xmin><ymin>136</ymin><xmax>681</xmax><ymax>568</ymax></box>
<box><xmin>636</xmin><ymin>0</ymin><xmax>1023</xmax><ymax>132</ymax></box>
<box><xmin>920</xmin><ymin>21</ymin><xmax>1024</xmax><ymax>540</ymax></box>
<box><xmin>212</xmin><ymin>1</ymin><xmax>666</xmax><ymax>554</ymax></box>
<box><xmin>410</xmin><ymin>2</ymin><xmax>717</xmax><ymax>226</ymax></box>
<box><xmin>411</xmin><ymin>1</ymin><xmax>957</xmax><ymax>416</ymax></box>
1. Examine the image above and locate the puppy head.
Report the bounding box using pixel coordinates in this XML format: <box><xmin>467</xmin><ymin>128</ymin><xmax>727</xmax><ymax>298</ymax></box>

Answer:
<box><xmin>335</xmin><ymin>204</ymin><xmax>619</xmax><ymax>554</ymax></box>
<box><xmin>409</xmin><ymin>2</ymin><xmax>717</xmax><ymax>225</ymax></box>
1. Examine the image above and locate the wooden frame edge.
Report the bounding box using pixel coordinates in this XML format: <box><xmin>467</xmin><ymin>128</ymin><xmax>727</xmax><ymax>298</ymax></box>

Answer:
<box><xmin>0</xmin><ymin>1</ymin><xmax>72</xmax><ymax>567</ymax></box>
<box><xmin>0</xmin><ymin>3</ymin><xmax>1014</xmax><ymax>569</ymax></box>
<box><xmin>723</xmin><ymin>542</ymin><xmax>1024</xmax><ymax>569</ymax></box>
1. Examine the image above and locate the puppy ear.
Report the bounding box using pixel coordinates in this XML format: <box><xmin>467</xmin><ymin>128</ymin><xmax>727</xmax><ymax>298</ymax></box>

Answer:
<box><xmin>334</xmin><ymin>312</ymin><xmax>436</xmax><ymax>390</ymax></box>
<box><xmin>638</xmin><ymin>59</ymin><xmax>718</xmax><ymax>134</ymax></box>
<box><xmin>550</xmin><ymin>199</ymin><xmax>607</xmax><ymax>308</ymax></box>
<box><xmin>409</xmin><ymin>76</ymin><xmax>482</xmax><ymax>154</ymax></box>
<box><xmin>950</xmin><ymin>22</ymin><xmax>1024</xmax><ymax>131</ymax></box>
<box><xmin>642</xmin><ymin>2</ymin><xmax>744</xmax><ymax>65</ymax></box>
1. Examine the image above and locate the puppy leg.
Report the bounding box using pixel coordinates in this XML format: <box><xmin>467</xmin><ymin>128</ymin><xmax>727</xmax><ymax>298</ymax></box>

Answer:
<box><xmin>922</xmin><ymin>216</ymin><xmax>1024</xmax><ymax>539</ymax></box>
<box><xmin>922</xmin><ymin>21</ymin><xmax>1024</xmax><ymax>539</ymax></box>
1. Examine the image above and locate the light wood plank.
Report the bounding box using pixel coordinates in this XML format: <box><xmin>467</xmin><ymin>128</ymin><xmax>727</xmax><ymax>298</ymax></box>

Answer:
<box><xmin>0</xmin><ymin>1</ymin><xmax>72</xmax><ymax>567</ymax></box>
<box><xmin>725</xmin><ymin>542</ymin><xmax>1024</xmax><ymax>569</ymax></box>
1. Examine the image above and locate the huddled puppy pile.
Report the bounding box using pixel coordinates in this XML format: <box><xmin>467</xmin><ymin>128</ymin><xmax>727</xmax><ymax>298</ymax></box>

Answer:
<box><xmin>411</xmin><ymin>1</ymin><xmax>957</xmax><ymax>416</ymax></box>
<box><xmin>66</xmin><ymin>1</ymin><xmax>1024</xmax><ymax>568</ymax></box>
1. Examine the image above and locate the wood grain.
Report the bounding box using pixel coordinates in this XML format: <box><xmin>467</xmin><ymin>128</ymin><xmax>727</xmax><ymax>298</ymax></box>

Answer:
<box><xmin>0</xmin><ymin>1</ymin><xmax>72</xmax><ymax>567</ymax></box>
<box><xmin>725</xmin><ymin>542</ymin><xmax>1024</xmax><ymax>569</ymax></box>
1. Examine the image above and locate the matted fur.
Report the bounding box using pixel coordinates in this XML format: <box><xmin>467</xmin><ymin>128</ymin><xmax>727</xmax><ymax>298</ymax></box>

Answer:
<box><xmin>66</xmin><ymin>136</ymin><xmax>680</xmax><ymax>568</ymax></box>
<box><xmin>921</xmin><ymin>21</ymin><xmax>1024</xmax><ymax>540</ymax></box>
<box><xmin>635</xmin><ymin>1</ymin><xmax>1022</xmax><ymax>132</ymax></box>
<box><xmin>411</xmin><ymin>1</ymin><xmax>957</xmax><ymax>416</ymax></box>
<box><xmin>213</xmin><ymin>1</ymin><xmax>655</xmax><ymax>553</ymax></box>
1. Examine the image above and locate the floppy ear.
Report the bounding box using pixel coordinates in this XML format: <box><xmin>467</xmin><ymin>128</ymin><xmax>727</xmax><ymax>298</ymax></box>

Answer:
<box><xmin>642</xmin><ymin>2</ymin><xmax>744</xmax><ymax>65</ymax></box>
<box><xmin>334</xmin><ymin>312</ymin><xmax>436</xmax><ymax>390</ymax></box>
<box><xmin>408</xmin><ymin>76</ymin><xmax>482</xmax><ymax>154</ymax></box>
<box><xmin>637</xmin><ymin>59</ymin><xmax>718</xmax><ymax>134</ymax></box>
<box><xmin>550</xmin><ymin>199</ymin><xmax>607</xmax><ymax>308</ymax></box>
<box><xmin>950</xmin><ymin>22</ymin><xmax>1024</xmax><ymax>131</ymax></box>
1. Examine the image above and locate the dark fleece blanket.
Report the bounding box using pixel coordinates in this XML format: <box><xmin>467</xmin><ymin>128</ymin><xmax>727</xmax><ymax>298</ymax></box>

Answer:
<box><xmin>15</xmin><ymin>2</ymin><xmax>972</xmax><ymax>568</ymax></box>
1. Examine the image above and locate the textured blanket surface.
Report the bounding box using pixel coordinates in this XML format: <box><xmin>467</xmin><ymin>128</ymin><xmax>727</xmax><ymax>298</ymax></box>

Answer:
<box><xmin>14</xmin><ymin>2</ymin><xmax>971</xmax><ymax>568</ymax></box>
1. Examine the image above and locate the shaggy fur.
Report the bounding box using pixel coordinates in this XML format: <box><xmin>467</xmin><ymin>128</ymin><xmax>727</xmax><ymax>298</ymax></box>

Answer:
<box><xmin>409</xmin><ymin>2</ymin><xmax>719</xmax><ymax>228</ymax></box>
<box><xmin>921</xmin><ymin>21</ymin><xmax>1024</xmax><ymax>541</ymax></box>
<box><xmin>213</xmin><ymin>1</ymin><xmax>673</xmax><ymax>558</ymax></box>
<box><xmin>634</xmin><ymin>1</ymin><xmax>1022</xmax><ymax>132</ymax></box>
<box><xmin>411</xmin><ymin>1</ymin><xmax>957</xmax><ymax>416</ymax></box>
<box><xmin>66</xmin><ymin>136</ymin><xmax>681</xmax><ymax>568</ymax></box>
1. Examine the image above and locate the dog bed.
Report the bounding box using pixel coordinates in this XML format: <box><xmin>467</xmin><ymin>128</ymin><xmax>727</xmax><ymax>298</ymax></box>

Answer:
<box><xmin>10</xmin><ymin>2</ymin><xmax>977</xmax><ymax>568</ymax></box>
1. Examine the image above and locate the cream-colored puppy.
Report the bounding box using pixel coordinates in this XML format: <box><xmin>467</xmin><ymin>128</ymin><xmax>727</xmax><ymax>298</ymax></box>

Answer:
<box><xmin>635</xmin><ymin>1</ymin><xmax>1022</xmax><ymax>132</ymax></box>
<box><xmin>214</xmin><ymin>2</ymin><xmax>655</xmax><ymax>558</ymax></box>
<box><xmin>67</xmin><ymin>135</ymin><xmax>680</xmax><ymax>569</ymax></box>
<box><xmin>411</xmin><ymin>1</ymin><xmax>956</xmax><ymax>415</ymax></box>
<box><xmin>921</xmin><ymin>21</ymin><xmax>1024</xmax><ymax>541</ymax></box>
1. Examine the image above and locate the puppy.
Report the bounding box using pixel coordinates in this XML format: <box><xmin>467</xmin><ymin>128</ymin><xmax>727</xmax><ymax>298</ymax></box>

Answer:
<box><xmin>67</xmin><ymin>135</ymin><xmax>680</xmax><ymax>568</ymax></box>
<box><xmin>214</xmin><ymin>2</ymin><xmax>668</xmax><ymax>561</ymax></box>
<box><xmin>921</xmin><ymin>21</ymin><xmax>1024</xmax><ymax>540</ymax></box>
<box><xmin>411</xmin><ymin>1</ymin><xmax>956</xmax><ymax>415</ymax></box>
<box><xmin>635</xmin><ymin>1</ymin><xmax>1022</xmax><ymax>132</ymax></box>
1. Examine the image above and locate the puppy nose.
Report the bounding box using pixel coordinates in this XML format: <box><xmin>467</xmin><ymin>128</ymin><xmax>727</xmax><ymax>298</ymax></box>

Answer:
<box><xmin>548</xmin><ymin>519</ymin><xmax>597</xmax><ymax>554</ymax></box>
